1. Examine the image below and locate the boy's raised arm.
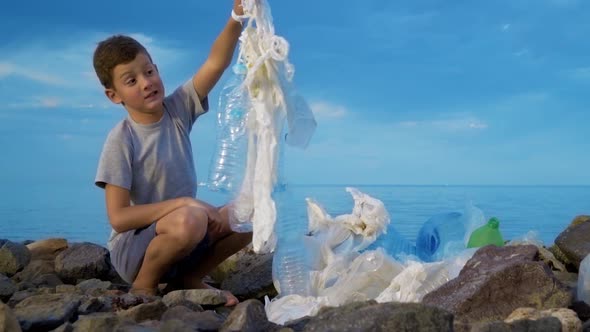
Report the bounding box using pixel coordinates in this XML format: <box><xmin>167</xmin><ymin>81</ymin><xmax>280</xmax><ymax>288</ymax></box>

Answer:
<box><xmin>192</xmin><ymin>0</ymin><xmax>244</xmax><ymax>100</ymax></box>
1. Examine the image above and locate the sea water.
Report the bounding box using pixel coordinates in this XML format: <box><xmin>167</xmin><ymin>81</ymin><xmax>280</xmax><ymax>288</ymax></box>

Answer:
<box><xmin>0</xmin><ymin>184</ymin><xmax>588</xmax><ymax>247</ymax></box>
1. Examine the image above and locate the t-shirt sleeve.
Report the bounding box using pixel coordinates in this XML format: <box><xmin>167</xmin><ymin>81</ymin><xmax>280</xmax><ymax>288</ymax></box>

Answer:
<box><xmin>164</xmin><ymin>79</ymin><xmax>209</xmax><ymax>132</ymax></box>
<box><xmin>95</xmin><ymin>128</ymin><xmax>133</xmax><ymax>190</ymax></box>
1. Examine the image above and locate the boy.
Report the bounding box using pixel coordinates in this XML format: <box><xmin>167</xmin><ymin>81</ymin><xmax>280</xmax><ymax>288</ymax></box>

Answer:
<box><xmin>93</xmin><ymin>0</ymin><xmax>252</xmax><ymax>305</ymax></box>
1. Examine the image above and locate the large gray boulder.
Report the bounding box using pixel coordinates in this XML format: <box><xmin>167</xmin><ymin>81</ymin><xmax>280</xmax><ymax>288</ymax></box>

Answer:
<box><xmin>288</xmin><ymin>301</ymin><xmax>453</xmax><ymax>332</ymax></box>
<box><xmin>220</xmin><ymin>299</ymin><xmax>278</xmax><ymax>332</ymax></box>
<box><xmin>0</xmin><ymin>241</ymin><xmax>31</xmax><ymax>277</ymax></box>
<box><xmin>555</xmin><ymin>221</ymin><xmax>590</xmax><ymax>270</ymax></box>
<box><xmin>0</xmin><ymin>273</ymin><xmax>17</xmax><ymax>302</ymax></box>
<box><xmin>423</xmin><ymin>245</ymin><xmax>573</xmax><ymax>326</ymax></box>
<box><xmin>54</xmin><ymin>243</ymin><xmax>111</xmax><ymax>283</ymax></box>
<box><xmin>13</xmin><ymin>293</ymin><xmax>82</xmax><ymax>331</ymax></box>
<box><xmin>0</xmin><ymin>301</ymin><xmax>22</xmax><ymax>332</ymax></box>
<box><xmin>219</xmin><ymin>250</ymin><xmax>276</xmax><ymax>300</ymax></box>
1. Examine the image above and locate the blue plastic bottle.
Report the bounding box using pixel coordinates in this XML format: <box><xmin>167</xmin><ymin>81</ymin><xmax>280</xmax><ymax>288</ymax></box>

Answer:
<box><xmin>416</xmin><ymin>212</ymin><xmax>467</xmax><ymax>262</ymax></box>
<box><xmin>208</xmin><ymin>63</ymin><xmax>250</xmax><ymax>193</ymax></box>
<box><xmin>366</xmin><ymin>226</ymin><xmax>416</xmax><ymax>260</ymax></box>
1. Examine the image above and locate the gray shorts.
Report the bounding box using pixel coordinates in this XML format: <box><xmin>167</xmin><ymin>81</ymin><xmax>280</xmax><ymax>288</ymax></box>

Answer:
<box><xmin>110</xmin><ymin>222</ymin><xmax>210</xmax><ymax>284</ymax></box>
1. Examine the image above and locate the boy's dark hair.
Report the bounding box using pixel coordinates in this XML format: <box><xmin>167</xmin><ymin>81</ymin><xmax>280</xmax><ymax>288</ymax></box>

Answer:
<box><xmin>93</xmin><ymin>35</ymin><xmax>152</xmax><ymax>89</ymax></box>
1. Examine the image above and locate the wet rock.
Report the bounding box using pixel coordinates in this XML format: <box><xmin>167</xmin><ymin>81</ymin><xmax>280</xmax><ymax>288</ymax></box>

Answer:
<box><xmin>162</xmin><ymin>289</ymin><xmax>225</xmax><ymax>308</ymax></box>
<box><xmin>158</xmin><ymin>318</ymin><xmax>195</xmax><ymax>331</ymax></box>
<box><xmin>570</xmin><ymin>300</ymin><xmax>590</xmax><ymax>321</ymax></box>
<box><xmin>0</xmin><ymin>241</ymin><xmax>32</xmax><ymax>277</ymax></box>
<box><xmin>0</xmin><ymin>273</ymin><xmax>17</xmax><ymax>302</ymax></box>
<box><xmin>13</xmin><ymin>293</ymin><xmax>82</xmax><ymax>331</ymax></box>
<box><xmin>470</xmin><ymin>316</ymin><xmax>562</xmax><ymax>332</ymax></box>
<box><xmin>570</xmin><ymin>215</ymin><xmax>590</xmax><ymax>227</ymax></box>
<box><xmin>12</xmin><ymin>259</ymin><xmax>56</xmax><ymax>283</ymax></box>
<box><xmin>31</xmin><ymin>273</ymin><xmax>63</xmax><ymax>288</ymax></box>
<box><xmin>291</xmin><ymin>301</ymin><xmax>453</xmax><ymax>332</ymax></box>
<box><xmin>423</xmin><ymin>245</ymin><xmax>573</xmax><ymax>325</ymax></box>
<box><xmin>0</xmin><ymin>301</ymin><xmax>22</xmax><ymax>332</ymax></box>
<box><xmin>220</xmin><ymin>299</ymin><xmax>277</xmax><ymax>332</ymax></box>
<box><xmin>505</xmin><ymin>307</ymin><xmax>582</xmax><ymax>332</ymax></box>
<box><xmin>220</xmin><ymin>250</ymin><xmax>276</xmax><ymax>300</ymax></box>
<box><xmin>552</xmin><ymin>271</ymin><xmax>579</xmax><ymax>289</ymax></box>
<box><xmin>71</xmin><ymin>312</ymin><xmax>133</xmax><ymax>332</ymax></box>
<box><xmin>25</xmin><ymin>238</ymin><xmax>68</xmax><ymax>260</ymax></box>
<box><xmin>7</xmin><ymin>289</ymin><xmax>43</xmax><ymax>308</ymax></box>
<box><xmin>161</xmin><ymin>306</ymin><xmax>225</xmax><ymax>331</ymax></box>
<box><xmin>117</xmin><ymin>300</ymin><xmax>167</xmax><ymax>322</ymax></box>
<box><xmin>555</xmin><ymin>222</ymin><xmax>590</xmax><ymax>270</ymax></box>
<box><xmin>78</xmin><ymin>297</ymin><xmax>110</xmax><ymax>315</ymax></box>
<box><xmin>76</xmin><ymin>278</ymin><xmax>112</xmax><ymax>295</ymax></box>
<box><xmin>56</xmin><ymin>284</ymin><xmax>79</xmax><ymax>294</ymax></box>
<box><xmin>54</xmin><ymin>243</ymin><xmax>111</xmax><ymax>284</ymax></box>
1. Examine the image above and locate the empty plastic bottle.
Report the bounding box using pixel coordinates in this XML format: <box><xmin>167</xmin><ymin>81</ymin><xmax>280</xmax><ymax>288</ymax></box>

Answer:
<box><xmin>208</xmin><ymin>63</ymin><xmax>250</xmax><ymax>193</ymax></box>
<box><xmin>467</xmin><ymin>217</ymin><xmax>505</xmax><ymax>248</ymax></box>
<box><xmin>578</xmin><ymin>254</ymin><xmax>590</xmax><ymax>304</ymax></box>
<box><xmin>416</xmin><ymin>212</ymin><xmax>468</xmax><ymax>262</ymax></box>
<box><xmin>366</xmin><ymin>226</ymin><xmax>417</xmax><ymax>260</ymax></box>
<box><xmin>271</xmin><ymin>214</ymin><xmax>312</xmax><ymax>297</ymax></box>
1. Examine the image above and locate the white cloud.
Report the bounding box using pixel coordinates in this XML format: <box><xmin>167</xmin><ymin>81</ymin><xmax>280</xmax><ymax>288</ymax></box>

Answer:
<box><xmin>566</xmin><ymin>67</ymin><xmax>590</xmax><ymax>80</ymax></box>
<box><xmin>40</xmin><ymin>97</ymin><xmax>60</xmax><ymax>108</ymax></box>
<box><xmin>513</xmin><ymin>48</ymin><xmax>529</xmax><ymax>57</ymax></box>
<box><xmin>310</xmin><ymin>101</ymin><xmax>347</xmax><ymax>119</ymax></box>
<box><xmin>0</xmin><ymin>61</ymin><xmax>66</xmax><ymax>86</ymax></box>
<box><xmin>0</xmin><ymin>32</ymin><xmax>192</xmax><ymax>109</ymax></box>
<box><xmin>395</xmin><ymin>117</ymin><xmax>489</xmax><ymax>132</ymax></box>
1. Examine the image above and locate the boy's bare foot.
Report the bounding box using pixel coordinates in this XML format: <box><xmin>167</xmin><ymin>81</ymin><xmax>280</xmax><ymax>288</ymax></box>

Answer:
<box><xmin>129</xmin><ymin>286</ymin><xmax>159</xmax><ymax>297</ymax></box>
<box><xmin>189</xmin><ymin>280</ymin><xmax>239</xmax><ymax>307</ymax></box>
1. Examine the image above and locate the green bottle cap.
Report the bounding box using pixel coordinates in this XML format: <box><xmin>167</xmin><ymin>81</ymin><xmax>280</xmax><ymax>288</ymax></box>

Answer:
<box><xmin>488</xmin><ymin>217</ymin><xmax>500</xmax><ymax>229</ymax></box>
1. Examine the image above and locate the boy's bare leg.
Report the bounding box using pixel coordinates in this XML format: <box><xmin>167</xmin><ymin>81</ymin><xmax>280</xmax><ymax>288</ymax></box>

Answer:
<box><xmin>131</xmin><ymin>206</ymin><xmax>209</xmax><ymax>295</ymax></box>
<box><xmin>180</xmin><ymin>205</ymin><xmax>252</xmax><ymax>306</ymax></box>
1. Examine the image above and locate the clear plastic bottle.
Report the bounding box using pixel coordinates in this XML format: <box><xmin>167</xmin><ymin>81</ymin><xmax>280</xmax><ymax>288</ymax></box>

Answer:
<box><xmin>271</xmin><ymin>192</ymin><xmax>312</xmax><ymax>297</ymax></box>
<box><xmin>208</xmin><ymin>63</ymin><xmax>250</xmax><ymax>193</ymax></box>
<box><xmin>578</xmin><ymin>253</ymin><xmax>590</xmax><ymax>304</ymax></box>
<box><xmin>416</xmin><ymin>212</ymin><xmax>467</xmax><ymax>262</ymax></box>
<box><xmin>272</xmin><ymin>233</ymin><xmax>312</xmax><ymax>297</ymax></box>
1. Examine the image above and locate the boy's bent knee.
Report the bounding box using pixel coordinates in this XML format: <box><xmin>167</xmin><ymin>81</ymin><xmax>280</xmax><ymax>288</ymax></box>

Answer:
<box><xmin>157</xmin><ymin>206</ymin><xmax>208</xmax><ymax>249</ymax></box>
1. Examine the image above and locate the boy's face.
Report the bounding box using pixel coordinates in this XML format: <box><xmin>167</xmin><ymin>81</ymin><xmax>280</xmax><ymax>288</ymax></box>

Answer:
<box><xmin>105</xmin><ymin>53</ymin><xmax>165</xmax><ymax>122</ymax></box>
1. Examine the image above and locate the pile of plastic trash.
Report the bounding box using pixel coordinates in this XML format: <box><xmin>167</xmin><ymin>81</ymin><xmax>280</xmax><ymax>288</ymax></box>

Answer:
<box><xmin>265</xmin><ymin>187</ymin><xmax>501</xmax><ymax>324</ymax></box>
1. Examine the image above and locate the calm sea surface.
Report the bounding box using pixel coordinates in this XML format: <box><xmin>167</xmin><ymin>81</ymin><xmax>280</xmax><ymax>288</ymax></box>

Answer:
<box><xmin>0</xmin><ymin>184</ymin><xmax>588</xmax><ymax>246</ymax></box>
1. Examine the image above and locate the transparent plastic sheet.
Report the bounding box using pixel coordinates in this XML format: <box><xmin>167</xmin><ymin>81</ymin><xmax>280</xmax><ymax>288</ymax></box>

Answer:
<box><xmin>375</xmin><ymin>248</ymin><xmax>476</xmax><ymax>303</ymax></box>
<box><xmin>207</xmin><ymin>0</ymin><xmax>316</xmax><ymax>253</ymax></box>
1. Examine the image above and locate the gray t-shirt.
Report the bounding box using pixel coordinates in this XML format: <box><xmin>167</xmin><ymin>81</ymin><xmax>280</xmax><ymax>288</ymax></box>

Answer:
<box><xmin>95</xmin><ymin>80</ymin><xmax>208</xmax><ymax>250</ymax></box>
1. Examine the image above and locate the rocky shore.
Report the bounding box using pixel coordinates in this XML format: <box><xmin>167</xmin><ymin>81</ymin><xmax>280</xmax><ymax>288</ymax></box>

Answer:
<box><xmin>1</xmin><ymin>215</ymin><xmax>590</xmax><ymax>332</ymax></box>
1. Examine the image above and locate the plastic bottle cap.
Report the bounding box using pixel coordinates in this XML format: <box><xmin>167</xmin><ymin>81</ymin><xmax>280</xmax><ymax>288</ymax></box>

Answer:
<box><xmin>488</xmin><ymin>217</ymin><xmax>500</xmax><ymax>229</ymax></box>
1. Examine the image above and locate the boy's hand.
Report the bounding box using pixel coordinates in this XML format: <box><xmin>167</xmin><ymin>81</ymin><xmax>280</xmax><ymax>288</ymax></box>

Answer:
<box><xmin>233</xmin><ymin>0</ymin><xmax>244</xmax><ymax>16</ymax></box>
<box><xmin>184</xmin><ymin>198</ymin><xmax>223</xmax><ymax>224</ymax></box>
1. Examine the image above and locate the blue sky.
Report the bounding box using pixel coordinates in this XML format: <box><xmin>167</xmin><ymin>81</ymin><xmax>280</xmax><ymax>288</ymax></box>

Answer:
<box><xmin>1</xmin><ymin>0</ymin><xmax>589</xmax><ymax>188</ymax></box>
